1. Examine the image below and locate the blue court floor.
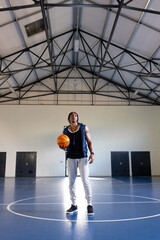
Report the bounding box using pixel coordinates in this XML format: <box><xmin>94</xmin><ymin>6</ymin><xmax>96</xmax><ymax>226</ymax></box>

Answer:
<box><xmin>1</xmin><ymin>176</ymin><xmax>160</xmax><ymax>240</ymax></box>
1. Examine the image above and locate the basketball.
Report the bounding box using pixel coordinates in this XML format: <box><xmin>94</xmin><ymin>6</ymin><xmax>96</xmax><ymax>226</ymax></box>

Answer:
<box><xmin>57</xmin><ymin>134</ymin><xmax>70</xmax><ymax>147</ymax></box>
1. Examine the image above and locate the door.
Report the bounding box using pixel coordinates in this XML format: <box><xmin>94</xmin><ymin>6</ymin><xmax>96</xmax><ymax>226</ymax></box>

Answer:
<box><xmin>0</xmin><ymin>152</ymin><xmax>6</xmax><ymax>178</ymax></box>
<box><xmin>131</xmin><ymin>151</ymin><xmax>151</xmax><ymax>176</ymax></box>
<box><xmin>111</xmin><ymin>151</ymin><xmax>130</xmax><ymax>177</ymax></box>
<box><xmin>16</xmin><ymin>152</ymin><xmax>37</xmax><ymax>177</ymax></box>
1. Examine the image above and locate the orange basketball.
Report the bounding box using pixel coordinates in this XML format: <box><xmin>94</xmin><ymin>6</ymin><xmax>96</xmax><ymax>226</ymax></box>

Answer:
<box><xmin>57</xmin><ymin>134</ymin><xmax>70</xmax><ymax>147</ymax></box>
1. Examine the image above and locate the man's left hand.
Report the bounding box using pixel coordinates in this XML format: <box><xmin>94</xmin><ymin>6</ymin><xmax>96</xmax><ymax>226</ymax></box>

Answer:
<box><xmin>88</xmin><ymin>155</ymin><xmax>94</xmax><ymax>164</ymax></box>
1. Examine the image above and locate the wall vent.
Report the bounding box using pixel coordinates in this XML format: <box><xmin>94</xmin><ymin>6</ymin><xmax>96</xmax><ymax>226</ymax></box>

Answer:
<box><xmin>25</xmin><ymin>18</ymin><xmax>45</xmax><ymax>37</ymax></box>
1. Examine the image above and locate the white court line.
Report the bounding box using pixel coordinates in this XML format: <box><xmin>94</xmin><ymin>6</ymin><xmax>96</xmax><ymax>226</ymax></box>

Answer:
<box><xmin>0</xmin><ymin>203</ymin><xmax>10</xmax><ymax>206</ymax></box>
<box><xmin>6</xmin><ymin>194</ymin><xmax>160</xmax><ymax>223</ymax></box>
<box><xmin>3</xmin><ymin>201</ymin><xmax>160</xmax><ymax>206</ymax></box>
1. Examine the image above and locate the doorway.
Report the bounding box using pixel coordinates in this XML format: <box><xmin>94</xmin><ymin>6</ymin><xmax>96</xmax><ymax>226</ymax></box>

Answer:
<box><xmin>131</xmin><ymin>151</ymin><xmax>151</xmax><ymax>176</ymax></box>
<box><xmin>0</xmin><ymin>152</ymin><xmax>6</xmax><ymax>178</ymax></box>
<box><xmin>111</xmin><ymin>151</ymin><xmax>130</xmax><ymax>177</ymax></box>
<box><xmin>16</xmin><ymin>152</ymin><xmax>37</xmax><ymax>177</ymax></box>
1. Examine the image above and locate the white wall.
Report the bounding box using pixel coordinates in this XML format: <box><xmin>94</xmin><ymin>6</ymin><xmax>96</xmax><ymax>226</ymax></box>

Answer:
<box><xmin>0</xmin><ymin>105</ymin><xmax>160</xmax><ymax>177</ymax></box>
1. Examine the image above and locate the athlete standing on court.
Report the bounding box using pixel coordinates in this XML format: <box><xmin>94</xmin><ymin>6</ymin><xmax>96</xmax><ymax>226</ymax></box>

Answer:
<box><xmin>60</xmin><ymin>112</ymin><xmax>94</xmax><ymax>215</ymax></box>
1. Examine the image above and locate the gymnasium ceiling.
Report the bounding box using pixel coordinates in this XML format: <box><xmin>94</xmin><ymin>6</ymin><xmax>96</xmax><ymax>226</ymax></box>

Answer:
<box><xmin>0</xmin><ymin>0</ymin><xmax>160</xmax><ymax>105</ymax></box>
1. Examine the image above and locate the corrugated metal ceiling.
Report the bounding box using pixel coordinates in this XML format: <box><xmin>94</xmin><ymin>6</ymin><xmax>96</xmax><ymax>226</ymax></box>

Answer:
<box><xmin>0</xmin><ymin>0</ymin><xmax>160</xmax><ymax>105</ymax></box>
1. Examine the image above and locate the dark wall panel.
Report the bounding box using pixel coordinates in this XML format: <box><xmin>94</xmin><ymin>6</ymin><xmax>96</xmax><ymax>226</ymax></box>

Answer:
<box><xmin>111</xmin><ymin>151</ymin><xmax>130</xmax><ymax>177</ymax></box>
<box><xmin>0</xmin><ymin>152</ymin><xmax>6</xmax><ymax>178</ymax></box>
<box><xmin>16</xmin><ymin>152</ymin><xmax>37</xmax><ymax>177</ymax></box>
<box><xmin>131</xmin><ymin>151</ymin><xmax>151</xmax><ymax>176</ymax></box>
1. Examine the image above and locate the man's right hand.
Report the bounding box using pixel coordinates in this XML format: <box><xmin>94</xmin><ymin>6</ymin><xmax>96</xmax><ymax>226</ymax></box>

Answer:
<box><xmin>59</xmin><ymin>145</ymin><xmax>67</xmax><ymax>151</ymax></box>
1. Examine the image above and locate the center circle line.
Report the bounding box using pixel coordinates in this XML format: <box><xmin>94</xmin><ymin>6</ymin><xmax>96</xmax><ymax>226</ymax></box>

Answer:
<box><xmin>7</xmin><ymin>194</ymin><xmax>160</xmax><ymax>223</ymax></box>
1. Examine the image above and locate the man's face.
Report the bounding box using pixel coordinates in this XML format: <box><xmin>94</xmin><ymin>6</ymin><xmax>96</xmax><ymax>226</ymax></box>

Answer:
<box><xmin>69</xmin><ymin>112</ymin><xmax>78</xmax><ymax>124</ymax></box>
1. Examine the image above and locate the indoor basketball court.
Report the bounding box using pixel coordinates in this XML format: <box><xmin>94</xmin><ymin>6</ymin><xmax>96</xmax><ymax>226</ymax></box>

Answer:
<box><xmin>1</xmin><ymin>177</ymin><xmax>160</xmax><ymax>240</ymax></box>
<box><xmin>0</xmin><ymin>1</ymin><xmax>160</xmax><ymax>240</ymax></box>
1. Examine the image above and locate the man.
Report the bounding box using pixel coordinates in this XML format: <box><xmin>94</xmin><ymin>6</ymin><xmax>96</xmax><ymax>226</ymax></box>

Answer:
<box><xmin>60</xmin><ymin>112</ymin><xmax>94</xmax><ymax>215</ymax></box>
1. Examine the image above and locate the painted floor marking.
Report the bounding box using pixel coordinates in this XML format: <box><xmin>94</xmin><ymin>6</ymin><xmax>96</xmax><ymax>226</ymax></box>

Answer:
<box><xmin>6</xmin><ymin>194</ymin><xmax>160</xmax><ymax>223</ymax></box>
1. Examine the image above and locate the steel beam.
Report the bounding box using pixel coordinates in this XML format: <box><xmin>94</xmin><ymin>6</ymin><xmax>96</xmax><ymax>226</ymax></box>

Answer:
<box><xmin>93</xmin><ymin>0</ymin><xmax>125</xmax><ymax>91</ymax></box>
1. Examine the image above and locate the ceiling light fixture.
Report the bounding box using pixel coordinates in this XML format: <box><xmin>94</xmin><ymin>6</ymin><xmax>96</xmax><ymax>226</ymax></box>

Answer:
<box><xmin>74</xmin><ymin>39</ymin><xmax>79</xmax><ymax>52</ymax></box>
<box><xmin>74</xmin><ymin>67</ymin><xmax>78</xmax><ymax>88</ymax></box>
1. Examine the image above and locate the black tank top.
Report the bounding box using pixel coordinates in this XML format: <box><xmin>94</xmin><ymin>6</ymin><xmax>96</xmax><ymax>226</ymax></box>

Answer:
<box><xmin>68</xmin><ymin>127</ymin><xmax>84</xmax><ymax>159</ymax></box>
